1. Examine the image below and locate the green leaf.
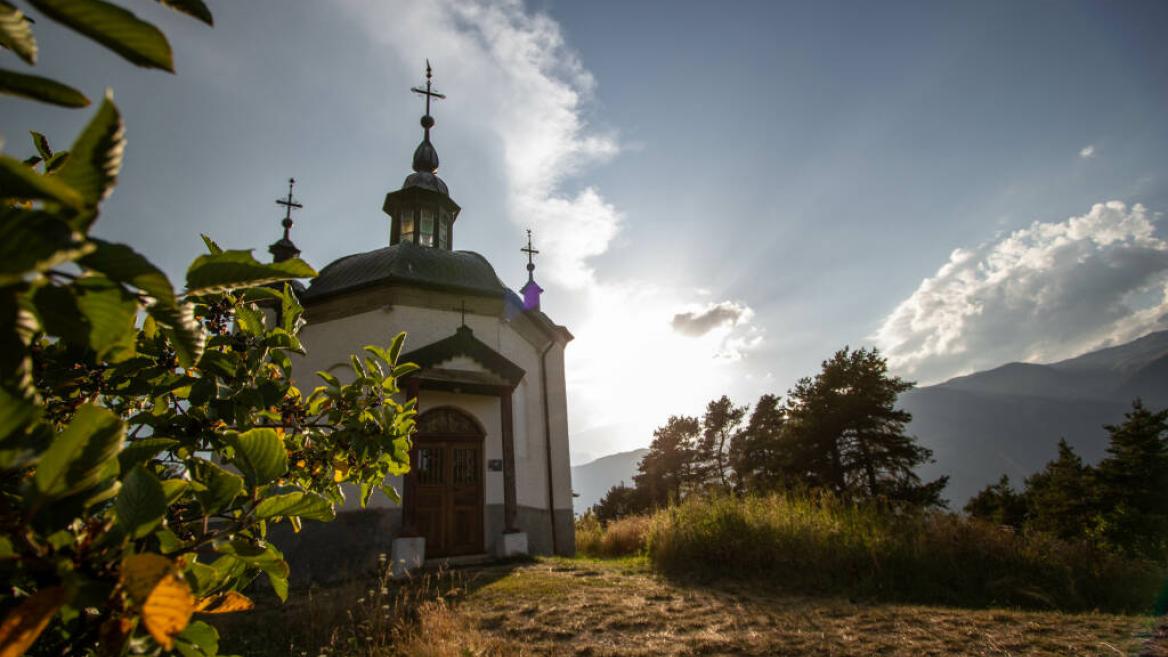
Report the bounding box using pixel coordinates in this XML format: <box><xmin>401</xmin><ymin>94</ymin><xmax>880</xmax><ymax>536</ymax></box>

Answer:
<box><xmin>199</xmin><ymin>234</ymin><xmax>222</xmax><ymax>255</ymax></box>
<box><xmin>0</xmin><ymin>68</ymin><xmax>89</xmax><ymax>108</ymax></box>
<box><xmin>161</xmin><ymin>478</ymin><xmax>188</xmax><ymax>504</ymax></box>
<box><xmin>226</xmin><ymin>428</ymin><xmax>287</xmax><ymax>488</ymax></box>
<box><xmin>0</xmin><ymin>155</ymin><xmax>84</xmax><ymax>207</ymax></box>
<box><xmin>391</xmin><ymin>362</ymin><xmax>420</xmax><ymax>378</ymax></box>
<box><xmin>117</xmin><ymin>437</ymin><xmax>179</xmax><ymax>470</ymax></box>
<box><xmin>28</xmin><ymin>0</ymin><xmax>174</xmax><ymax>71</ymax></box>
<box><xmin>44</xmin><ymin>151</ymin><xmax>69</xmax><ymax>173</ymax></box>
<box><xmin>185</xmin><ymin>250</ymin><xmax>316</xmax><ymax>295</ymax></box>
<box><xmin>34</xmin><ymin>403</ymin><xmax>123</xmax><ymax>500</ymax></box>
<box><xmin>116</xmin><ymin>464</ymin><xmax>166</xmax><ymax>538</ymax></box>
<box><xmin>0</xmin><ymin>385</ymin><xmax>40</xmax><ymax>445</ymax></box>
<box><xmin>30</xmin><ymin>131</ymin><xmax>52</xmax><ymax>160</ymax></box>
<box><xmin>155</xmin><ymin>0</ymin><xmax>213</xmax><ymax>26</ymax></box>
<box><xmin>55</xmin><ymin>92</ymin><xmax>124</xmax><ymax>219</ymax></box>
<box><xmin>175</xmin><ymin>620</ymin><xmax>219</xmax><ymax>657</ymax></box>
<box><xmin>32</xmin><ymin>276</ymin><xmax>139</xmax><ymax>362</ymax></box>
<box><xmin>189</xmin><ymin>459</ymin><xmax>243</xmax><ymax>515</ymax></box>
<box><xmin>81</xmin><ymin>239</ymin><xmax>177</xmax><ymax>308</ymax></box>
<box><xmin>213</xmin><ymin>540</ymin><xmax>288</xmax><ymax>602</ymax></box>
<box><xmin>316</xmin><ymin>371</ymin><xmax>340</xmax><ymax>388</ymax></box>
<box><xmin>148</xmin><ymin>300</ymin><xmax>205</xmax><ymax>368</ymax></box>
<box><xmin>280</xmin><ymin>283</ymin><xmax>303</xmax><ymax>333</ymax></box>
<box><xmin>0</xmin><ymin>207</ymin><xmax>92</xmax><ymax>287</ymax></box>
<box><xmin>0</xmin><ymin>2</ymin><xmax>37</xmax><ymax>64</ymax></box>
<box><xmin>233</xmin><ymin>303</ymin><xmax>263</xmax><ymax>336</ymax></box>
<box><xmin>254</xmin><ymin>491</ymin><xmax>335</xmax><ymax>522</ymax></box>
<box><xmin>388</xmin><ymin>332</ymin><xmax>406</xmax><ymax>364</ymax></box>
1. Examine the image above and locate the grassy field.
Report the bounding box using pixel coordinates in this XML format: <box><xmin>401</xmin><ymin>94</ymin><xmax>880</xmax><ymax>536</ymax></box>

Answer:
<box><xmin>219</xmin><ymin>557</ymin><xmax>1166</xmax><ymax>657</ymax></box>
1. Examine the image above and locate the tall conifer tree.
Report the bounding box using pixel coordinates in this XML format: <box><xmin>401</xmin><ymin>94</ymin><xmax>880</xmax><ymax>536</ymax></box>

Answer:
<box><xmin>783</xmin><ymin>347</ymin><xmax>946</xmax><ymax>506</ymax></box>
<box><xmin>1096</xmin><ymin>400</ymin><xmax>1168</xmax><ymax>559</ymax></box>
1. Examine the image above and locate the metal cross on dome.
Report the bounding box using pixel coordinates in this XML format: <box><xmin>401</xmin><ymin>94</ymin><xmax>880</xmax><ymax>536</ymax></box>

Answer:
<box><xmin>411</xmin><ymin>60</ymin><xmax>445</xmax><ymax>116</ymax></box>
<box><xmin>275</xmin><ymin>177</ymin><xmax>302</xmax><ymax>239</ymax></box>
<box><xmin>521</xmin><ymin>229</ymin><xmax>539</xmax><ymax>267</ymax></box>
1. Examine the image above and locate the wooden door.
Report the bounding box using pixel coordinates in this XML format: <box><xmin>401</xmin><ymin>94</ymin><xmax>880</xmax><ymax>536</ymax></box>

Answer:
<box><xmin>409</xmin><ymin>409</ymin><xmax>485</xmax><ymax>558</ymax></box>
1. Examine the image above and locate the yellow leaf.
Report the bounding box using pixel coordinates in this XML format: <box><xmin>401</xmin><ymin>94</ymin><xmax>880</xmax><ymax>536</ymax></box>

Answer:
<box><xmin>194</xmin><ymin>591</ymin><xmax>254</xmax><ymax>614</ymax></box>
<box><xmin>0</xmin><ymin>587</ymin><xmax>66</xmax><ymax>657</ymax></box>
<box><xmin>121</xmin><ymin>553</ymin><xmax>172</xmax><ymax>605</ymax></box>
<box><xmin>141</xmin><ymin>573</ymin><xmax>194</xmax><ymax>649</ymax></box>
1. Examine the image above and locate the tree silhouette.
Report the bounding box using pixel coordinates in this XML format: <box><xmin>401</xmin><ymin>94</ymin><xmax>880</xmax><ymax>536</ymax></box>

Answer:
<box><xmin>965</xmin><ymin>475</ymin><xmax>1027</xmax><ymax>529</ymax></box>
<box><xmin>783</xmin><ymin>347</ymin><xmax>946</xmax><ymax>506</ymax></box>
<box><xmin>1023</xmin><ymin>439</ymin><xmax>1097</xmax><ymax>541</ymax></box>
<box><xmin>728</xmin><ymin>393</ymin><xmax>787</xmax><ymax>493</ymax></box>
<box><xmin>695</xmin><ymin>395</ymin><xmax>746</xmax><ymax>491</ymax></box>
<box><xmin>1096</xmin><ymin>399</ymin><xmax>1168</xmax><ymax>559</ymax></box>
<box><xmin>633</xmin><ymin>415</ymin><xmax>700</xmax><ymax>507</ymax></box>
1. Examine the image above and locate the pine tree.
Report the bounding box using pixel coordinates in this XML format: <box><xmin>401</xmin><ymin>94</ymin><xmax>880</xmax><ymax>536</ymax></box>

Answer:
<box><xmin>695</xmin><ymin>395</ymin><xmax>747</xmax><ymax>491</ymax></box>
<box><xmin>728</xmin><ymin>394</ymin><xmax>787</xmax><ymax>493</ymax></box>
<box><xmin>1095</xmin><ymin>400</ymin><xmax>1168</xmax><ymax>559</ymax></box>
<box><xmin>783</xmin><ymin>347</ymin><xmax>947</xmax><ymax>506</ymax></box>
<box><xmin>965</xmin><ymin>474</ymin><xmax>1028</xmax><ymax>529</ymax></box>
<box><xmin>1023</xmin><ymin>439</ymin><xmax>1098</xmax><ymax>541</ymax></box>
<box><xmin>633</xmin><ymin>415</ymin><xmax>700</xmax><ymax>507</ymax></box>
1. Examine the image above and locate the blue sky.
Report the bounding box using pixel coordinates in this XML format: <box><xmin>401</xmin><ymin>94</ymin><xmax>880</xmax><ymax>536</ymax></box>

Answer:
<box><xmin>4</xmin><ymin>1</ymin><xmax>1167</xmax><ymax>463</ymax></box>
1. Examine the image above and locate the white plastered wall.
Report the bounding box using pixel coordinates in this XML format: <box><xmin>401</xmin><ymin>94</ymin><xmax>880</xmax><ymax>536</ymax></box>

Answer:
<box><xmin>292</xmin><ymin>303</ymin><xmax>573</xmax><ymax>516</ymax></box>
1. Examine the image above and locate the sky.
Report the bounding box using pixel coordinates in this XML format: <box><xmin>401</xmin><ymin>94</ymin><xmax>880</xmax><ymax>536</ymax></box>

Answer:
<box><xmin>4</xmin><ymin>0</ymin><xmax>1168</xmax><ymax>464</ymax></box>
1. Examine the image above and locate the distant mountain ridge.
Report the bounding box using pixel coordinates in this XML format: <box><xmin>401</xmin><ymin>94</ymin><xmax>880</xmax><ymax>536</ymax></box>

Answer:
<box><xmin>571</xmin><ymin>448</ymin><xmax>648</xmax><ymax>515</ymax></box>
<box><xmin>569</xmin><ymin>331</ymin><xmax>1168</xmax><ymax>514</ymax></box>
<box><xmin>907</xmin><ymin>329</ymin><xmax>1168</xmax><ymax>505</ymax></box>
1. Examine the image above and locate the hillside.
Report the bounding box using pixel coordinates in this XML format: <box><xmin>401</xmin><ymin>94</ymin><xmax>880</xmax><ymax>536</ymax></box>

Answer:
<box><xmin>909</xmin><ymin>329</ymin><xmax>1168</xmax><ymax>505</ymax></box>
<box><xmin>571</xmin><ymin>448</ymin><xmax>648</xmax><ymax>514</ymax></box>
<box><xmin>572</xmin><ymin>330</ymin><xmax>1168</xmax><ymax>510</ymax></box>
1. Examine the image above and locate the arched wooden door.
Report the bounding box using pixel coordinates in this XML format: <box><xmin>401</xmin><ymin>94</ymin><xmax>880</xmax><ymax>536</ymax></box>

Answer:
<box><xmin>408</xmin><ymin>408</ymin><xmax>485</xmax><ymax>557</ymax></box>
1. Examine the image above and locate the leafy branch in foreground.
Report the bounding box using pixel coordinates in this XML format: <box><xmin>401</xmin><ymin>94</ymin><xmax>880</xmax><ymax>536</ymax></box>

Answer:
<box><xmin>1</xmin><ymin>3</ymin><xmax>419</xmax><ymax>655</ymax></box>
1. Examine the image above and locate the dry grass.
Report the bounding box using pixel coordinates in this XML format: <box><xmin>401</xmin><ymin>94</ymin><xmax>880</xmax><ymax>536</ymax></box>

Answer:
<box><xmin>458</xmin><ymin>558</ymin><xmax>1166</xmax><ymax>657</ymax></box>
<box><xmin>219</xmin><ymin>557</ymin><xmax>1166</xmax><ymax>656</ymax></box>
<box><xmin>577</xmin><ymin>514</ymin><xmax>652</xmax><ymax>558</ymax></box>
<box><xmin>645</xmin><ymin>494</ymin><xmax>1166</xmax><ymax>612</ymax></box>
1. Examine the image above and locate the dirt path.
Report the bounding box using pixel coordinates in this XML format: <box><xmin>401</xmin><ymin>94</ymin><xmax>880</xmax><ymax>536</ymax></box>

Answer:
<box><xmin>455</xmin><ymin>559</ymin><xmax>1163</xmax><ymax>657</ymax></box>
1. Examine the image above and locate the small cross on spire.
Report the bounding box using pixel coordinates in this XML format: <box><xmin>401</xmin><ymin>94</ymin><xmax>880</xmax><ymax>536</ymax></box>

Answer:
<box><xmin>521</xmin><ymin>229</ymin><xmax>540</xmax><ymax>282</ymax></box>
<box><xmin>411</xmin><ymin>60</ymin><xmax>445</xmax><ymax>124</ymax></box>
<box><xmin>275</xmin><ymin>177</ymin><xmax>303</xmax><ymax>241</ymax></box>
<box><xmin>520</xmin><ymin>229</ymin><xmax>543</xmax><ymax>311</ymax></box>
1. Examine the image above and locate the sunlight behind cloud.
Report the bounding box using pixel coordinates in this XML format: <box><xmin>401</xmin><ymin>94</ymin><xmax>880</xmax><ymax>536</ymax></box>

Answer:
<box><xmin>341</xmin><ymin>0</ymin><xmax>763</xmax><ymax>460</ymax></box>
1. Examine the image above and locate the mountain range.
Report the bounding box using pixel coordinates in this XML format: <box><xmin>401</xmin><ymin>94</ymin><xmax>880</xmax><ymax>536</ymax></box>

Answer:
<box><xmin>571</xmin><ymin>330</ymin><xmax>1168</xmax><ymax>513</ymax></box>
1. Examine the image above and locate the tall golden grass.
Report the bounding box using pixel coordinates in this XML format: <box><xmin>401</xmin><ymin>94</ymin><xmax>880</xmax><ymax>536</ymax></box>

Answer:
<box><xmin>575</xmin><ymin>514</ymin><xmax>652</xmax><ymax>558</ymax></box>
<box><xmin>640</xmin><ymin>493</ymin><xmax>1165</xmax><ymax>612</ymax></box>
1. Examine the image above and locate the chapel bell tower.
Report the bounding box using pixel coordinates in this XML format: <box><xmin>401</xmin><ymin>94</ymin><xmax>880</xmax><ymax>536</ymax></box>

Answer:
<box><xmin>383</xmin><ymin>61</ymin><xmax>461</xmax><ymax>250</ymax></box>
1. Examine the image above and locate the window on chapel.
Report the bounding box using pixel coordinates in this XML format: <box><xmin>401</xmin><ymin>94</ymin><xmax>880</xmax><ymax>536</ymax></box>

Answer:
<box><xmin>400</xmin><ymin>211</ymin><xmax>415</xmax><ymax>243</ymax></box>
<box><xmin>420</xmin><ymin>208</ymin><xmax>435</xmax><ymax>247</ymax></box>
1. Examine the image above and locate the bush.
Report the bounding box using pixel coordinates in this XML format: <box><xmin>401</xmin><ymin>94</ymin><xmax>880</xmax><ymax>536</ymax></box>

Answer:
<box><xmin>645</xmin><ymin>493</ymin><xmax>1165</xmax><ymax>613</ymax></box>
<box><xmin>575</xmin><ymin>513</ymin><xmax>651</xmax><ymax>558</ymax></box>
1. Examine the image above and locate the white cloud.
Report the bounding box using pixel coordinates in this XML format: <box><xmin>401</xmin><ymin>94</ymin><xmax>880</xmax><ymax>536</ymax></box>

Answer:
<box><xmin>342</xmin><ymin>0</ymin><xmax>762</xmax><ymax>458</ymax></box>
<box><xmin>875</xmin><ymin>201</ymin><xmax>1168</xmax><ymax>383</ymax></box>
<box><xmin>341</xmin><ymin>0</ymin><xmax>619</xmax><ymax>290</ymax></box>
<box><xmin>672</xmin><ymin>301</ymin><xmax>752</xmax><ymax>337</ymax></box>
<box><xmin>1080</xmin><ymin>145</ymin><xmax>1096</xmax><ymax>159</ymax></box>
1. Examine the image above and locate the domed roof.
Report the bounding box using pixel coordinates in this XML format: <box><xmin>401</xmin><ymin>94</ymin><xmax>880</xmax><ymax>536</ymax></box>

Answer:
<box><xmin>302</xmin><ymin>240</ymin><xmax>508</xmax><ymax>301</ymax></box>
<box><xmin>401</xmin><ymin>170</ymin><xmax>449</xmax><ymax>195</ymax></box>
<box><xmin>412</xmin><ymin>136</ymin><xmax>439</xmax><ymax>173</ymax></box>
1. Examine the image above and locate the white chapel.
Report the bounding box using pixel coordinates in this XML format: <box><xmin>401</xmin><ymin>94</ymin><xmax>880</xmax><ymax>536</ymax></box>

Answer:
<box><xmin>266</xmin><ymin>65</ymin><xmax>575</xmax><ymax>580</ymax></box>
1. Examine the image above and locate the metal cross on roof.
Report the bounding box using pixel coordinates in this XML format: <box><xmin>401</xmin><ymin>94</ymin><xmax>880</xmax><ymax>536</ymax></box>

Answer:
<box><xmin>410</xmin><ymin>59</ymin><xmax>445</xmax><ymax>117</ymax></box>
<box><xmin>521</xmin><ymin>229</ymin><xmax>540</xmax><ymax>283</ymax></box>
<box><xmin>275</xmin><ymin>177</ymin><xmax>302</xmax><ymax>239</ymax></box>
<box><xmin>521</xmin><ymin>229</ymin><xmax>539</xmax><ymax>265</ymax></box>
